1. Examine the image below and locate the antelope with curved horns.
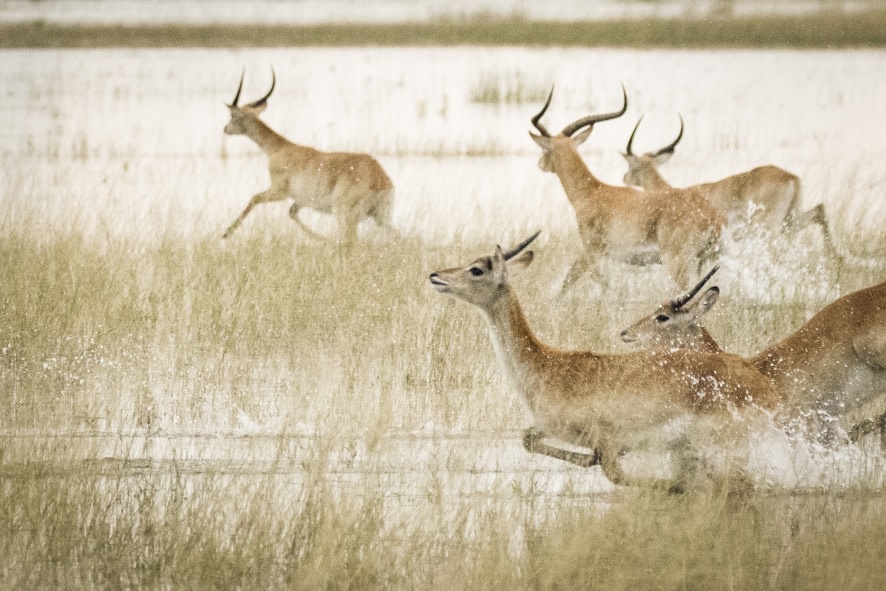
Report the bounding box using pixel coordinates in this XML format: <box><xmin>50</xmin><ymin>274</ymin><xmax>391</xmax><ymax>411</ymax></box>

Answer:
<box><xmin>429</xmin><ymin>232</ymin><xmax>777</xmax><ymax>491</ymax></box>
<box><xmin>222</xmin><ymin>68</ymin><xmax>397</xmax><ymax>243</ymax></box>
<box><xmin>620</xmin><ymin>270</ymin><xmax>886</xmax><ymax>443</ymax></box>
<box><xmin>621</xmin><ymin>116</ymin><xmax>840</xmax><ymax>259</ymax></box>
<box><xmin>529</xmin><ymin>87</ymin><xmax>726</xmax><ymax>292</ymax></box>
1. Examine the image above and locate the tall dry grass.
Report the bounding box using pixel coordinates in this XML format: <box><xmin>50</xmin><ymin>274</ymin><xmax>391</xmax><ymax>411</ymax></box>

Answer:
<box><xmin>1</xmin><ymin>47</ymin><xmax>885</xmax><ymax>589</ymax></box>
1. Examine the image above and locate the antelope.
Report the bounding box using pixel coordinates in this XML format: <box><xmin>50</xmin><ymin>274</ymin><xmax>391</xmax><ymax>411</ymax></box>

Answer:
<box><xmin>429</xmin><ymin>232</ymin><xmax>777</xmax><ymax>492</ymax></box>
<box><xmin>529</xmin><ymin>87</ymin><xmax>725</xmax><ymax>292</ymax></box>
<box><xmin>621</xmin><ymin>116</ymin><xmax>839</xmax><ymax>258</ymax></box>
<box><xmin>620</xmin><ymin>270</ymin><xmax>886</xmax><ymax>443</ymax></box>
<box><xmin>221</xmin><ymin>69</ymin><xmax>397</xmax><ymax>243</ymax></box>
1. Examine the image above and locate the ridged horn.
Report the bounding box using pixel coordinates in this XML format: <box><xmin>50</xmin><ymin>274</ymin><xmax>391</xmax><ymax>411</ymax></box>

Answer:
<box><xmin>503</xmin><ymin>230</ymin><xmax>541</xmax><ymax>260</ymax></box>
<box><xmin>653</xmin><ymin>115</ymin><xmax>684</xmax><ymax>157</ymax></box>
<box><xmin>671</xmin><ymin>265</ymin><xmax>719</xmax><ymax>310</ymax></box>
<box><xmin>530</xmin><ymin>86</ymin><xmax>555</xmax><ymax>137</ymax></box>
<box><xmin>625</xmin><ymin>115</ymin><xmax>645</xmax><ymax>156</ymax></box>
<box><xmin>230</xmin><ymin>68</ymin><xmax>245</xmax><ymax>107</ymax></box>
<box><xmin>560</xmin><ymin>84</ymin><xmax>628</xmax><ymax>138</ymax></box>
<box><xmin>245</xmin><ymin>67</ymin><xmax>276</xmax><ymax>109</ymax></box>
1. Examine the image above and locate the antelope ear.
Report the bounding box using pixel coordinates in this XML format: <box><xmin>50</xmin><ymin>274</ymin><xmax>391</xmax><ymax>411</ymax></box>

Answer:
<box><xmin>571</xmin><ymin>126</ymin><xmax>593</xmax><ymax>147</ymax></box>
<box><xmin>506</xmin><ymin>251</ymin><xmax>534</xmax><ymax>278</ymax></box>
<box><xmin>529</xmin><ymin>132</ymin><xmax>553</xmax><ymax>151</ymax></box>
<box><xmin>692</xmin><ymin>287</ymin><xmax>720</xmax><ymax>319</ymax></box>
<box><xmin>654</xmin><ymin>150</ymin><xmax>675</xmax><ymax>165</ymax></box>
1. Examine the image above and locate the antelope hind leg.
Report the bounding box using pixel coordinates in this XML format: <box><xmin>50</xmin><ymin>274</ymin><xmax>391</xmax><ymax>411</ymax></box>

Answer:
<box><xmin>558</xmin><ymin>250</ymin><xmax>603</xmax><ymax>295</ymax></box>
<box><xmin>288</xmin><ymin>204</ymin><xmax>331</xmax><ymax>241</ymax></box>
<box><xmin>786</xmin><ymin>204</ymin><xmax>841</xmax><ymax>261</ymax></box>
<box><xmin>522</xmin><ymin>427</ymin><xmax>599</xmax><ymax>468</ymax></box>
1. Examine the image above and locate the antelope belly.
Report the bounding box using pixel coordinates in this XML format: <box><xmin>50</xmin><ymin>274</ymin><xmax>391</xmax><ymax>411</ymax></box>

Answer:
<box><xmin>287</xmin><ymin>175</ymin><xmax>337</xmax><ymax>212</ymax></box>
<box><xmin>611</xmin><ymin>244</ymin><xmax>661</xmax><ymax>266</ymax></box>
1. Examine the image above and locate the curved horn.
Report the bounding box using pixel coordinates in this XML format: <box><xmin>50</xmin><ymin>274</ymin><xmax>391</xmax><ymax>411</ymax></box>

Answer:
<box><xmin>625</xmin><ymin>115</ymin><xmax>645</xmax><ymax>156</ymax></box>
<box><xmin>560</xmin><ymin>84</ymin><xmax>628</xmax><ymax>138</ymax></box>
<box><xmin>530</xmin><ymin>86</ymin><xmax>554</xmax><ymax>138</ymax></box>
<box><xmin>653</xmin><ymin>115</ymin><xmax>684</xmax><ymax>157</ymax></box>
<box><xmin>246</xmin><ymin>67</ymin><xmax>276</xmax><ymax>109</ymax></box>
<box><xmin>671</xmin><ymin>265</ymin><xmax>719</xmax><ymax>310</ymax></box>
<box><xmin>230</xmin><ymin>68</ymin><xmax>245</xmax><ymax>107</ymax></box>
<box><xmin>503</xmin><ymin>230</ymin><xmax>541</xmax><ymax>260</ymax></box>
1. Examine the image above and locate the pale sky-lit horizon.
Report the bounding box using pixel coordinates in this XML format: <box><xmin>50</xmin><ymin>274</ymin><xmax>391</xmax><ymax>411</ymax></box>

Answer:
<box><xmin>0</xmin><ymin>0</ymin><xmax>881</xmax><ymax>25</ymax></box>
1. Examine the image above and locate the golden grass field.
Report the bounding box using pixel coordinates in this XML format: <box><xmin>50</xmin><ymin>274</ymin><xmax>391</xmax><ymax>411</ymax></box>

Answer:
<box><xmin>1</xmin><ymin>42</ymin><xmax>886</xmax><ymax>589</ymax></box>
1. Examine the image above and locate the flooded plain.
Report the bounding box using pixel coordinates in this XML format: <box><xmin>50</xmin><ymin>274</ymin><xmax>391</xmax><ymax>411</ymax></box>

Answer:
<box><xmin>2</xmin><ymin>46</ymin><xmax>886</xmax><ymax>531</ymax></box>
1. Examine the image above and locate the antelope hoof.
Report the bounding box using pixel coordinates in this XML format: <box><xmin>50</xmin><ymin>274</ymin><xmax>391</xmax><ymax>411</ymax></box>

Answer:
<box><xmin>522</xmin><ymin>427</ymin><xmax>545</xmax><ymax>452</ymax></box>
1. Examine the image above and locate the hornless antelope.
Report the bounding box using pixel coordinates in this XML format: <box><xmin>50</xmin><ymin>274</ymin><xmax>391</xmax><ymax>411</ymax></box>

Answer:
<box><xmin>429</xmin><ymin>233</ymin><xmax>777</xmax><ymax>491</ymax></box>
<box><xmin>529</xmin><ymin>87</ymin><xmax>725</xmax><ymax>291</ymax></box>
<box><xmin>620</xmin><ymin>270</ymin><xmax>886</xmax><ymax>443</ymax></box>
<box><xmin>222</xmin><ymin>69</ymin><xmax>397</xmax><ymax>242</ymax></box>
<box><xmin>621</xmin><ymin>116</ymin><xmax>839</xmax><ymax>258</ymax></box>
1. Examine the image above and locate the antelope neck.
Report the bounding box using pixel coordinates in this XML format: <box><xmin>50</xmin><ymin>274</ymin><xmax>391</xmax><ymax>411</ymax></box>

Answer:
<box><xmin>239</xmin><ymin>115</ymin><xmax>291</xmax><ymax>155</ymax></box>
<box><xmin>554</xmin><ymin>148</ymin><xmax>604</xmax><ymax>203</ymax></box>
<box><xmin>639</xmin><ymin>165</ymin><xmax>672</xmax><ymax>190</ymax></box>
<box><xmin>480</xmin><ymin>287</ymin><xmax>553</xmax><ymax>410</ymax></box>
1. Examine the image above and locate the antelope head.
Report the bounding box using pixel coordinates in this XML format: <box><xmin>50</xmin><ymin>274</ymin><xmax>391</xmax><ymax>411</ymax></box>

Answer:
<box><xmin>620</xmin><ymin>266</ymin><xmax>720</xmax><ymax>350</ymax></box>
<box><xmin>528</xmin><ymin>85</ymin><xmax>628</xmax><ymax>173</ymax></box>
<box><xmin>621</xmin><ymin>115</ymin><xmax>683</xmax><ymax>188</ymax></box>
<box><xmin>224</xmin><ymin>68</ymin><xmax>276</xmax><ymax>135</ymax></box>
<box><xmin>429</xmin><ymin>231</ymin><xmax>540</xmax><ymax>309</ymax></box>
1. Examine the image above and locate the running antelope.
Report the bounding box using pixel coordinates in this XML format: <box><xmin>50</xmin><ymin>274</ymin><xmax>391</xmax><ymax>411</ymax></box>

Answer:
<box><xmin>429</xmin><ymin>233</ymin><xmax>777</xmax><ymax>491</ymax></box>
<box><xmin>529</xmin><ymin>87</ymin><xmax>725</xmax><ymax>292</ymax></box>
<box><xmin>621</xmin><ymin>116</ymin><xmax>839</xmax><ymax>258</ymax></box>
<box><xmin>222</xmin><ymin>69</ymin><xmax>396</xmax><ymax>242</ymax></box>
<box><xmin>620</xmin><ymin>270</ymin><xmax>886</xmax><ymax>442</ymax></box>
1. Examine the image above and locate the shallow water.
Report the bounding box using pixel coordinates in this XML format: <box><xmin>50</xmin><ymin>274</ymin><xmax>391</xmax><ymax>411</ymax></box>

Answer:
<box><xmin>2</xmin><ymin>47</ymin><xmax>885</xmax><ymax>500</ymax></box>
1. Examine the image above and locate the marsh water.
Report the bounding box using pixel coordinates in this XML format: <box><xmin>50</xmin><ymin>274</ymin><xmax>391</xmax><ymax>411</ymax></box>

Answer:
<box><xmin>2</xmin><ymin>47</ymin><xmax>886</xmax><ymax>520</ymax></box>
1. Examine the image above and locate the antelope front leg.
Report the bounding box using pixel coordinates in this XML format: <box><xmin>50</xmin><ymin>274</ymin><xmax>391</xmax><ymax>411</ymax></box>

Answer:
<box><xmin>558</xmin><ymin>250</ymin><xmax>601</xmax><ymax>295</ymax></box>
<box><xmin>661</xmin><ymin>246</ymin><xmax>700</xmax><ymax>290</ymax></box>
<box><xmin>522</xmin><ymin>427</ymin><xmax>600</xmax><ymax>468</ymax></box>
<box><xmin>785</xmin><ymin>204</ymin><xmax>841</xmax><ymax>262</ymax></box>
<box><xmin>223</xmin><ymin>189</ymin><xmax>283</xmax><ymax>239</ymax></box>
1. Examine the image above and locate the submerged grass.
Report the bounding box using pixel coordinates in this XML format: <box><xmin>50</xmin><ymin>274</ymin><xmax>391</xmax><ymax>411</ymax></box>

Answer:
<box><xmin>7</xmin><ymin>226</ymin><xmax>876</xmax><ymax>433</ymax></box>
<box><xmin>2</xmin><ymin>455</ymin><xmax>886</xmax><ymax>589</ymax></box>
<box><xmin>469</xmin><ymin>72</ymin><xmax>552</xmax><ymax>105</ymax></box>
<box><xmin>2</xmin><ymin>45</ymin><xmax>886</xmax><ymax>588</ymax></box>
<box><xmin>1</xmin><ymin>220</ymin><xmax>885</xmax><ymax>588</ymax></box>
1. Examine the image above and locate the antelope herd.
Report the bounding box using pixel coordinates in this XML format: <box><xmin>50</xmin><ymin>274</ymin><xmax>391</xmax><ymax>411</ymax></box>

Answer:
<box><xmin>528</xmin><ymin>87</ymin><xmax>725</xmax><ymax>291</ymax></box>
<box><xmin>222</xmin><ymin>70</ymin><xmax>885</xmax><ymax>491</ymax></box>
<box><xmin>430</xmin><ymin>232</ymin><xmax>776</xmax><ymax>492</ymax></box>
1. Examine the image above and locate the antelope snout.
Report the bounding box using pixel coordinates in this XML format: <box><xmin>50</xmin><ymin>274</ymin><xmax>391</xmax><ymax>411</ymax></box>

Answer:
<box><xmin>620</xmin><ymin>329</ymin><xmax>635</xmax><ymax>343</ymax></box>
<box><xmin>429</xmin><ymin>272</ymin><xmax>448</xmax><ymax>291</ymax></box>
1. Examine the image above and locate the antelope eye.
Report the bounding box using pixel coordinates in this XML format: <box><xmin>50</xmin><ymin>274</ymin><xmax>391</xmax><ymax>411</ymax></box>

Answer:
<box><xmin>469</xmin><ymin>267</ymin><xmax>484</xmax><ymax>276</ymax></box>
<box><xmin>654</xmin><ymin>314</ymin><xmax>670</xmax><ymax>323</ymax></box>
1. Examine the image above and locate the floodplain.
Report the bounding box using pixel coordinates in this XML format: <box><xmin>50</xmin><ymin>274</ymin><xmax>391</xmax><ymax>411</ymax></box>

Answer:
<box><xmin>2</xmin><ymin>45</ymin><xmax>886</xmax><ymax>589</ymax></box>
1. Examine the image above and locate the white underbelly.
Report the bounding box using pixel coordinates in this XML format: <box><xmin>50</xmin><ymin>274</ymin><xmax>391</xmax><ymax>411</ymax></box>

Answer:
<box><xmin>287</xmin><ymin>176</ymin><xmax>336</xmax><ymax>212</ymax></box>
<box><xmin>608</xmin><ymin>242</ymin><xmax>661</xmax><ymax>266</ymax></box>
